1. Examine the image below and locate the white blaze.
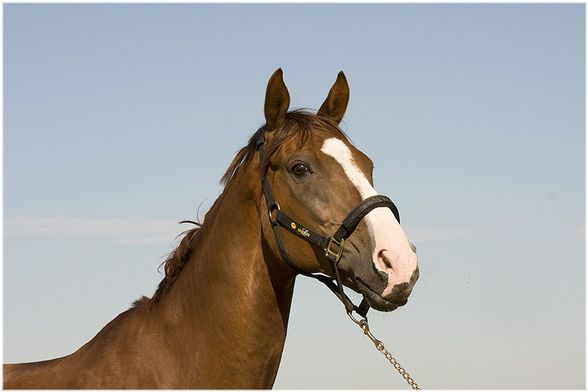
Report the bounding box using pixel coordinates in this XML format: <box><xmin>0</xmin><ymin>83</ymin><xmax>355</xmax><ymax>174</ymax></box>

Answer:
<box><xmin>321</xmin><ymin>138</ymin><xmax>417</xmax><ymax>296</ymax></box>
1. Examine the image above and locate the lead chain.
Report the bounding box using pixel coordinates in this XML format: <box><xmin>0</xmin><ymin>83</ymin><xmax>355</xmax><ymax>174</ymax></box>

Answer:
<box><xmin>348</xmin><ymin>313</ymin><xmax>420</xmax><ymax>390</ymax></box>
<box><xmin>375</xmin><ymin>338</ymin><xmax>420</xmax><ymax>390</ymax></box>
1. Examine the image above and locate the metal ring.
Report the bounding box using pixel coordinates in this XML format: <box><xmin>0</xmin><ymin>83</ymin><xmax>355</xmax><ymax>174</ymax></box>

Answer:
<box><xmin>346</xmin><ymin>309</ymin><xmax>366</xmax><ymax>326</ymax></box>
<box><xmin>268</xmin><ymin>202</ymin><xmax>281</xmax><ymax>225</ymax></box>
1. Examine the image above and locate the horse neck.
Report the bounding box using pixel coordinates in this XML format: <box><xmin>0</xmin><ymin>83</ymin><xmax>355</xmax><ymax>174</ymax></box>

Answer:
<box><xmin>152</xmin><ymin>161</ymin><xmax>296</xmax><ymax>387</ymax></box>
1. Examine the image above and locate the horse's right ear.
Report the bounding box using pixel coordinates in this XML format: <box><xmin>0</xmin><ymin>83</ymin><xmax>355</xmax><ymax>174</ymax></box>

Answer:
<box><xmin>264</xmin><ymin>68</ymin><xmax>290</xmax><ymax>130</ymax></box>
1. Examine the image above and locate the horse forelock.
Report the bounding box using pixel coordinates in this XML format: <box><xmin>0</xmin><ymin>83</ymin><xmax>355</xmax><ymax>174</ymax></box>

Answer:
<box><xmin>221</xmin><ymin>109</ymin><xmax>348</xmax><ymax>186</ymax></box>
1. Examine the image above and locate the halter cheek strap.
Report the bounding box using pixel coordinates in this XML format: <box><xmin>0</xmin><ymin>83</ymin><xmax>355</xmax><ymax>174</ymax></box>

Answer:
<box><xmin>257</xmin><ymin>135</ymin><xmax>400</xmax><ymax>319</ymax></box>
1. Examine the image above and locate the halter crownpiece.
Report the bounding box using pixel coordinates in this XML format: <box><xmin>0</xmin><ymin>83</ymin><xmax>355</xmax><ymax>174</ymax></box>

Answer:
<box><xmin>256</xmin><ymin>134</ymin><xmax>400</xmax><ymax>318</ymax></box>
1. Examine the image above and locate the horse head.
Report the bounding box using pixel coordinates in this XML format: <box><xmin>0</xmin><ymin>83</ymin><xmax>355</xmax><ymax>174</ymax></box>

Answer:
<box><xmin>254</xmin><ymin>69</ymin><xmax>419</xmax><ymax>312</ymax></box>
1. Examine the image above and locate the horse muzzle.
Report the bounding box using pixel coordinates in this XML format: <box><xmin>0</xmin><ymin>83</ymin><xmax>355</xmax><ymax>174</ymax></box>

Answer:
<box><xmin>351</xmin><ymin>263</ymin><xmax>419</xmax><ymax>312</ymax></box>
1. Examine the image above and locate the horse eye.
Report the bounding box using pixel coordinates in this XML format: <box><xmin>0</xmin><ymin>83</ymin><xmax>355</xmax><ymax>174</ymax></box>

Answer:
<box><xmin>291</xmin><ymin>162</ymin><xmax>311</xmax><ymax>177</ymax></box>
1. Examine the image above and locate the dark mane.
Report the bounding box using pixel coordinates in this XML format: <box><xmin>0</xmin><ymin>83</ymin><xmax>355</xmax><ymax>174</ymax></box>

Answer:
<box><xmin>136</xmin><ymin>223</ymin><xmax>201</xmax><ymax>308</ymax></box>
<box><xmin>142</xmin><ymin>109</ymin><xmax>346</xmax><ymax>308</ymax></box>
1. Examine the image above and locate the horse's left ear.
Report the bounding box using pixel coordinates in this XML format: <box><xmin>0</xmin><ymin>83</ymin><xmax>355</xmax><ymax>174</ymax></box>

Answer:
<box><xmin>317</xmin><ymin>71</ymin><xmax>349</xmax><ymax>124</ymax></box>
<box><xmin>264</xmin><ymin>68</ymin><xmax>290</xmax><ymax>130</ymax></box>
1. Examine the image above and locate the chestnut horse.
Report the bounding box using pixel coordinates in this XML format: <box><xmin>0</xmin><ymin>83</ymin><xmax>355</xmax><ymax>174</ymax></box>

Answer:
<box><xmin>4</xmin><ymin>69</ymin><xmax>419</xmax><ymax>389</ymax></box>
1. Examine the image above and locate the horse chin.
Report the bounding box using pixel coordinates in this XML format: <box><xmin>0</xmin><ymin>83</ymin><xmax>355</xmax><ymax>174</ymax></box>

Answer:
<box><xmin>354</xmin><ymin>278</ymin><xmax>405</xmax><ymax>312</ymax></box>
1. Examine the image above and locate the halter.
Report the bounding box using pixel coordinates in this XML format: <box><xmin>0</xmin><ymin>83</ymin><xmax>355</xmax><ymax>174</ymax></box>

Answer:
<box><xmin>256</xmin><ymin>134</ymin><xmax>400</xmax><ymax>318</ymax></box>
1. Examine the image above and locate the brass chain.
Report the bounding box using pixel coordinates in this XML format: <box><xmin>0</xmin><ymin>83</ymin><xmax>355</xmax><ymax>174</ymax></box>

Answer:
<box><xmin>347</xmin><ymin>311</ymin><xmax>420</xmax><ymax>390</ymax></box>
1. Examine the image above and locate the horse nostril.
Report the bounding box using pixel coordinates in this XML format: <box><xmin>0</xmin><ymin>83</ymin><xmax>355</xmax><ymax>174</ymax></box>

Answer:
<box><xmin>378</xmin><ymin>250</ymin><xmax>393</xmax><ymax>270</ymax></box>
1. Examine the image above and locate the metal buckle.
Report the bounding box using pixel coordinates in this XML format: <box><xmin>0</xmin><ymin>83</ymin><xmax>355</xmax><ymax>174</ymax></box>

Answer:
<box><xmin>325</xmin><ymin>237</ymin><xmax>345</xmax><ymax>262</ymax></box>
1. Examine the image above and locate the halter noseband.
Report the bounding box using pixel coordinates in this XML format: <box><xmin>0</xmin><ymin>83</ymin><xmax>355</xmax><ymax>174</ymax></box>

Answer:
<box><xmin>257</xmin><ymin>134</ymin><xmax>400</xmax><ymax>318</ymax></box>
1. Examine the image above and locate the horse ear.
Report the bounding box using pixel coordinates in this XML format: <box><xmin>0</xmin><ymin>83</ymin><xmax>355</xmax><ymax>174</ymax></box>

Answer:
<box><xmin>264</xmin><ymin>68</ymin><xmax>290</xmax><ymax>130</ymax></box>
<box><xmin>317</xmin><ymin>71</ymin><xmax>349</xmax><ymax>124</ymax></box>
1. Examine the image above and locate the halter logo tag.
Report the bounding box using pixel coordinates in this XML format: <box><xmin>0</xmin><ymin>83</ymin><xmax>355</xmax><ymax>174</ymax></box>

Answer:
<box><xmin>297</xmin><ymin>227</ymin><xmax>311</xmax><ymax>237</ymax></box>
<box><xmin>289</xmin><ymin>221</ymin><xmax>310</xmax><ymax>237</ymax></box>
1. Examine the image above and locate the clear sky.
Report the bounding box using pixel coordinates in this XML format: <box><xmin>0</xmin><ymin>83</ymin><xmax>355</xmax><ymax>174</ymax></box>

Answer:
<box><xmin>3</xmin><ymin>4</ymin><xmax>585</xmax><ymax>389</ymax></box>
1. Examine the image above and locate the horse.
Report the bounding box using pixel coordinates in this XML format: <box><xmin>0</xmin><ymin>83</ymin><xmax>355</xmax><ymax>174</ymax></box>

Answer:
<box><xmin>3</xmin><ymin>69</ymin><xmax>419</xmax><ymax>389</ymax></box>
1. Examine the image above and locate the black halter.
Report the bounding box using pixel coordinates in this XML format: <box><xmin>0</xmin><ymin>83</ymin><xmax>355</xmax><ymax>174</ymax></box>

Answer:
<box><xmin>257</xmin><ymin>134</ymin><xmax>400</xmax><ymax>318</ymax></box>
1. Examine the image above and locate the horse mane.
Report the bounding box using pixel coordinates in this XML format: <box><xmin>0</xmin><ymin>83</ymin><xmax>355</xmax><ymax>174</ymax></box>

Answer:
<box><xmin>130</xmin><ymin>223</ymin><xmax>201</xmax><ymax>309</ymax></box>
<box><xmin>139</xmin><ymin>109</ymin><xmax>347</xmax><ymax>309</ymax></box>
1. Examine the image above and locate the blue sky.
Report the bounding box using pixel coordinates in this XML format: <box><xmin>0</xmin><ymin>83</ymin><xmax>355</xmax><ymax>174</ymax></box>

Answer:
<box><xmin>3</xmin><ymin>4</ymin><xmax>585</xmax><ymax>388</ymax></box>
